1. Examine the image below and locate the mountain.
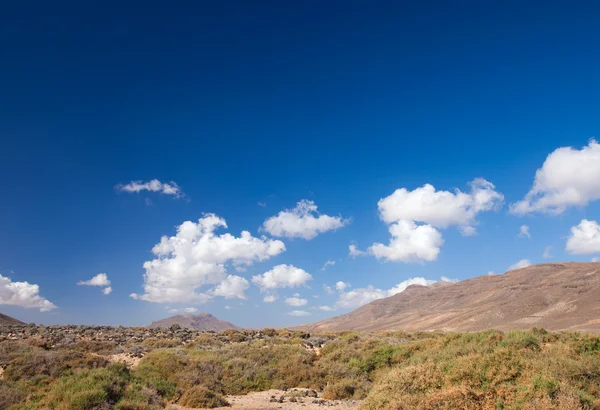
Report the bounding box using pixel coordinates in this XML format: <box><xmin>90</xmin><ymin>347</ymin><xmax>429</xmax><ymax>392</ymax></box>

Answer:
<box><xmin>148</xmin><ymin>313</ymin><xmax>240</xmax><ymax>331</ymax></box>
<box><xmin>304</xmin><ymin>262</ymin><xmax>600</xmax><ymax>332</ymax></box>
<box><xmin>0</xmin><ymin>312</ymin><xmax>26</xmax><ymax>326</ymax></box>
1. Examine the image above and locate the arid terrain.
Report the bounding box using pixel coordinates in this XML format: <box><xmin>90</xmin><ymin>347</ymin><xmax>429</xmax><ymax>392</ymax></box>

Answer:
<box><xmin>0</xmin><ymin>313</ymin><xmax>25</xmax><ymax>326</ymax></box>
<box><xmin>1</xmin><ymin>325</ymin><xmax>599</xmax><ymax>409</ymax></box>
<box><xmin>304</xmin><ymin>262</ymin><xmax>600</xmax><ymax>332</ymax></box>
<box><xmin>149</xmin><ymin>313</ymin><xmax>239</xmax><ymax>332</ymax></box>
<box><xmin>2</xmin><ymin>263</ymin><xmax>600</xmax><ymax>409</ymax></box>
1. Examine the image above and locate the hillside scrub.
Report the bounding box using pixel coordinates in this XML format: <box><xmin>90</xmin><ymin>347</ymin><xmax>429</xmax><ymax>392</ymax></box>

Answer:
<box><xmin>0</xmin><ymin>327</ymin><xmax>598</xmax><ymax>409</ymax></box>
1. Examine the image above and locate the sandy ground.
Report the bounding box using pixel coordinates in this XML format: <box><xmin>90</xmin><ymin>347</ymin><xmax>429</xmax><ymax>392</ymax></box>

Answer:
<box><xmin>108</xmin><ymin>353</ymin><xmax>142</xmax><ymax>368</ymax></box>
<box><xmin>171</xmin><ymin>388</ymin><xmax>361</xmax><ymax>410</ymax></box>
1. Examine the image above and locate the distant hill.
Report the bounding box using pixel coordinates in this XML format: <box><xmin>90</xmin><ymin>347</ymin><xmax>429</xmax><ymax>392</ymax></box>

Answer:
<box><xmin>302</xmin><ymin>262</ymin><xmax>600</xmax><ymax>332</ymax></box>
<box><xmin>0</xmin><ymin>312</ymin><xmax>26</xmax><ymax>326</ymax></box>
<box><xmin>148</xmin><ymin>312</ymin><xmax>240</xmax><ymax>331</ymax></box>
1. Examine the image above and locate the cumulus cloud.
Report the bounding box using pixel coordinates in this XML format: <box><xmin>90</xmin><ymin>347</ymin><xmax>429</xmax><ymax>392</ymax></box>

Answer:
<box><xmin>440</xmin><ymin>276</ymin><xmax>459</xmax><ymax>283</ymax></box>
<box><xmin>130</xmin><ymin>214</ymin><xmax>285</xmax><ymax>304</ymax></box>
<box><xmin>0</xmin><ymin>274</ymin><xmax>57</xmax><ymax>312</ymax></box>
<box><xmin>368</xmin><ymin>220</ymin><xmax>444</xmax><ymax>262</ymax></box>
<box><xmin>78</xmin><ymin>273</ymin><xmax>112</xmax><ymax>295</ymax></box>
<box><xmin>510</xmin><ymin>140</ymin><xmax>600</xmax><ymax>215</ymax></box>
<box><xmin>115</xmin><ymin>179</ymin><xmax>184</xmax><ymax>198</ymax></box>
<box><xmin>252</xmin><ymin>264</ymin><xmax>312</xmax><ymax>291</ymax></box>
<box><xmin>335</xmin><ymin>281</ymin><xmax>350</xmax><ymax>292</ymax></box>
<box><xmin>262</xmin><ymin>200</ymin><xmax>349</xmax><ymax>240</ymax></box>
<box><xmin>285</xmin><ymin>297</ymin><xmax>308</xmax><ymax>307</ymax></box>
<box><xmin>566</xmin><ymin>219</ymin><xmax>600</xmax><ymax>254</ymax></box>
<box><xmin>369</xmin><ymin>179</ymin><xmax>502</xmax><ymax>263</ymax></box>
<box><xmin>336</xmin><ymin>277</ymin><xmax>436</xmax><ymax>309</ymax></box>
<box><xmin>288</xmin><ymin>310</ymin><xmax>311</xmax><ymax>317</ymax></box>
<box><xmin>321</xmin><ymin>260</ymin><xmax>336</xmax><ymax>271</ymax></box>
<box><xmin>78</xmin><ymin>273</ymin><xmax>110</xmax><ymax>287</ymax></box>
<box><xmin>322</xmin><ymin>284</ymin><xmax>334</xmax><ymax>294</ymax></box>
<box><xmin>543</xmin><ymin>246</ymin><xmax>553</xmax><ymax>259</ymax></box>
<box><xmin>211</xmin><ymin>275</ymin><xmax>250</xmax><ymax>299</ymax></box>
<box><xmin>519</xmin><ymin>225</ymin><xmax>531</xmax><ymax>238</ymax></box>
<box><xmin>507</xmin><ymin>259</ymin><xmax>532</xmax><ymax>271</ymax></box>
<box><xmin>349</xmin><ymin>244</ymin><xmax>366</xmax><ymax>258</ymax></box>
<box><xmin>377</xmin><ymin>178</ymin><xmax>504</xmax><ymax>232</ymax></box>
<box><xmin>263</xmin><ymin>294</ymin><xmax>278</xmax><ymax>303</ymax></box>
<box><xmin>318</xmin><ymin>305</ymin><xmax>334</xmax><ymax>311</ymax></box>
<box><xmin>168</xmin><ymin>307</ymin><xmax>198</xmax><ymax>314</ymax></box>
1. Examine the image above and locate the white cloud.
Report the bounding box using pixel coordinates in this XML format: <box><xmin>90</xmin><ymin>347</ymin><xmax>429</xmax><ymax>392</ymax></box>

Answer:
<box><xmin>288</xmin><ymin>310</ymin><xmax>311</xmax><ymax>317</ymax></box>
<box><xmin>459</xmin><ymin>226</ymin><xmax>477</xmax><ymax>237</ymax></box>
<box><xmin>368</xmin><ymin>220</ymin><xmax>444</xmax><ymax>263</ymax></box>
<box><xmin>369</xmin><ymin>179</ymin><xmax>502</xmax><ymax>263</ymax></box>
<box><xmin>168</xmin><ymin>307</ymin><xmax>198</xmax><ymax>314</ymax></box>
<box><xmin>78</xmin><ymin>273</ymin><xmax>110</xmax><ymax>287</ymax></box>
<box><xmin>335</xmin><ymin>281</ymin><xmax>350</xmax><ymax>292</ymax></box>
<box><xmin>211</xmin><ymin>275</ymin><xmax>250</xmax><ymax>299</ymax></box>
<box><xmin>130</xmin><ymin>214</ymin><xmax>285</xmax><ymax>304</ymax></box>
<box><xmin>115</xmin><ymin>179</ymin><xmax>184</xmax><ymax>198</ymax></box>
<box><xmin>336</xmin><ymin>277</ymin><xmax>436</xmax><ymax>309</ymax></box>
<box><xmin>318</xmin><ymin>305</ymin><xmax>334</xmax><ymax>311</ymax></box>
<box><xmin>566</xmin><ymin>219</ymin><xmax>600</xmax><ymax>254</ymax></box>
<box><xmin>262</xmin><ymin>200</ymin><xmax>349</xmax><ymax>240</ymax></box>
<box><xmin>440</xmin><ymin>276</ymin><xmax>459</xmax><ymax>283</ymax></box>
<box><xmin>252</xmin><ymin>264</ymin><xmax>312</xmax><ymax>291</ymax></box>
<box><xmin>78</xmin><ymin>273</ymin><xmax>112</xmax><ymax>295</ymax></box>
<box><xmin>263</xmin><ymin>294</ymin><xmax>278</xmax><ymax>303</ymax></box>
<box><xmin>377</xmin><ymin>178</ymin><xmax>503</xmax><ymax>233</ymax></box>
<box><xmin>285</xmin><ymin>297</ymin><xmax>308</xmax><ymax>307</ymax></box>
<box><xmin>258</xmin><ymin>202</ymin><xmax>267</xmax><ymax>207</ymax></box>
<box><xmin>543</xmin><ymin>246</ymin><xmax>553</xmax><ymax>259</ymax></box>
<box><xmin>519</xmin><ymin>225</ymin><xmax>531</xmax><ymax>239</ymax></box>
<box><xmin>349</xmin><ymin>244</ymin><xmax>366</xmax><ymax>258</ymax></box>
<box><xmin>225</xmin><ymin>305</ymin><xmax>232</xmax><ymax>310</ymax></box>
<box><xmin>510</xmin><ymin>140</ymin><xmax>600</xmax><ymax>215</ymax></box>
<box><xmin>321</xmin><ymin>260</ymin><xmax>336</xmax><ymax>271</ymax></box>
<box><xmin>0</xmin><ymin>274</ymin><xmax>57</xmax><ymax>312</ymax></box>
<box><xmin>507</xmin><ymin>259</ymin><xmax>532</xmax><ymax>271</ymax></box>
<box><xmin>593</xmin><ymin>257</ymin><xmax>600</xmax><ymax>262</ymax></box>
<box><xmin>322</xmin><ymin>284</ymin><xmax>334</xmax><ymax>294</ymax></box>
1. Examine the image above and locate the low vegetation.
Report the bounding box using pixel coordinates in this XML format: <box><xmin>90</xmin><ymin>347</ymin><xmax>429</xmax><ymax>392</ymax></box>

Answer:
<box><xmin>0</xmin><ymin>326</ymin><xmax>599</xmax><ymax>409</ymax></box>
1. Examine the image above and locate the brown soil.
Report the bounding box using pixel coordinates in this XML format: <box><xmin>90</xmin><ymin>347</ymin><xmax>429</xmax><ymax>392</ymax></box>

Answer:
<box><xmin>171</xmin><ymin>388</ymin><xmax>361</xmax><ymax>410</ymax></box>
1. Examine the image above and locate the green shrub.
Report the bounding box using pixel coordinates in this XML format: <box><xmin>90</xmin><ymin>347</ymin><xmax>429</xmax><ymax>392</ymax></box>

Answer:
<box><xmin>179</xmin><ymin>385</ymin><xmax>229</xmax><ymax>408</ymax></box>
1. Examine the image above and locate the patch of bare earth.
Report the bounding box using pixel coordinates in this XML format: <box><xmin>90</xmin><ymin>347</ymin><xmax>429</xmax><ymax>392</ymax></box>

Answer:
<box><xmin>108</xmin><ymin>353</ymin><xmax>142</xmax><ymax>369</ymax></box>
<box><xmin>171</xmin><ymin>388</ymin><xmax>361</xmax><ymax>410</ymax></box>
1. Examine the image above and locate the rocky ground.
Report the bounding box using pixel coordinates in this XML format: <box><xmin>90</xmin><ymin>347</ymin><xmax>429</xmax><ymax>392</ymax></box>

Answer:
<box><xmin>0</xmin><ymin>324</ymin><xmax>318</xmax><ymax>346</ymax></box>
<box><xmin>171</xmin><ymin>389</ymin><xmax>361</xmax><ymax>410</ymax></box>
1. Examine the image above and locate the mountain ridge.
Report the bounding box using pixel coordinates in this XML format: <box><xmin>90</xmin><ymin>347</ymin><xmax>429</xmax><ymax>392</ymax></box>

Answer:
<box><xmin>0</xmin><ymin>312</ymin><xmax>26</xmax><ymax>326</ymax></box>
<box><xmin>148</xmin><ymin>312</ymin><xmax>240</xmax><ymax>331</ymax></box>
<box><xmin>302</xmin><ymin>262</ymin><xmax>600</xmax><ymax>332</ymax></box>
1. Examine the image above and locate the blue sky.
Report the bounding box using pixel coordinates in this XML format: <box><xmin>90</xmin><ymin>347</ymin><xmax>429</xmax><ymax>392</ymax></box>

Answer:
<box><xmin>2</xmin><ymin>1</ymin><xmax>600</xmax><ymax>327</ymax></box>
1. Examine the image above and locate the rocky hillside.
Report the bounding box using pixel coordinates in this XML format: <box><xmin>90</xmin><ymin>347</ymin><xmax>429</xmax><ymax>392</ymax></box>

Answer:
<box><xmin>0</xmin><ymin>312</ymin><xmax>25</xmax><ymax>326</ymax></box>
<box><xmin>148</xmin><ymin>312</ymin><xmax>240</xmax><ymax>331</ymax></box>
<box><xmin>304</xmin><ymin>262</ymin><xmax>600</xmax><ymax>332</ymax></box>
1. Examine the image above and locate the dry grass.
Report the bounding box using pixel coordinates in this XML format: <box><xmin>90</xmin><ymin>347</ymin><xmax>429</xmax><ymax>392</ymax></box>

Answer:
<box><xmin>0</xmin><ymin>328</ymin><xmax>599</xmax><ymax>409</ymax></box>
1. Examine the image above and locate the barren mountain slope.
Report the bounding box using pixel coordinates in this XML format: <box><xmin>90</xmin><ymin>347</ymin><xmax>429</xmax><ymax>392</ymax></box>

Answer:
<box><xmin>0</xmin><ymin>312</ymin><xmax>26</xmax><ymax>326</ymax></box>
<box><xmin>304</xmin><ymin>262</ymin><xmax>600</xmax><ymax>332</ymax></box>
<box><xmin>148</xmin><ymin>312</ymin><xmax>240</xmax><ymax>331</ymax></box>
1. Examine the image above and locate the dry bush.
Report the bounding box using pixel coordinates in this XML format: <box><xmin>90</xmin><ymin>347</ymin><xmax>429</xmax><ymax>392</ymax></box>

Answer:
<box><xmin>362</xmin><ymin>330</ymin><xmax>600</xmax><ymax>410</ymax></box>
<box><xmin>141</xmin><ymin>338</ymin><xmax>182</xmax><ymax>349</ymax></box>
<box><xmin>114</xmin><ymin>383</ymin><xmax>165</xmax><ymax>410</ymax></box>
<box><xmin>179</xmin><ymin>385</ymin><xmax>230</xmax><ymax>408</ymax></box>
